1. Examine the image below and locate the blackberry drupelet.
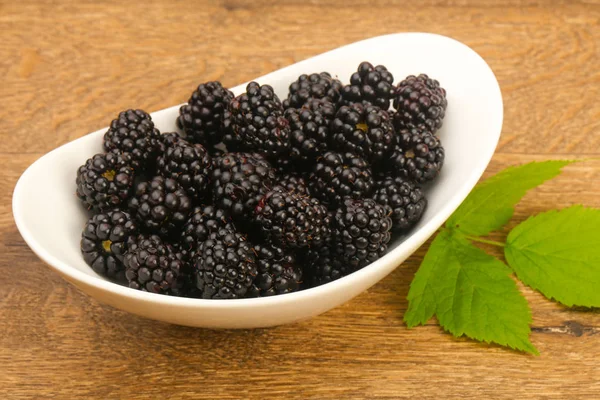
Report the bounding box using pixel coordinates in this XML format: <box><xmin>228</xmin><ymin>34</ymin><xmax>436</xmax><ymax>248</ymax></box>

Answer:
<box><xmin>385</xmin><ymin>127</ymin><xmax>444</xmax><ymax>183</ymax></box>
<box><xmin>128</xmin><ymin>176</ymin><xmax>192</xmax><ymax>237</ymax></box>
<box><xmin>330</xmin><ymin>102</ymin><xmax>395</xmax><ymax>163</ymax></box>
<box><xmin>172</xmin><ymin>246</ymin><xmax>198</xmax><ymax>297</ymax></box>
<box><xmin>76</xmin><ymin>152</ymin><xmax>137</xmax><ymax>211</ymax></box>
<box><xmin>279</xmin><ymin>173</ymin><xmax>311</xmax><ymax>197</ymax></box>
<box><xmin>81</xmin><ymin>209</ymin><xmax>137</xmax><ymax>282</ymax></box>
<box><xmin>393</xmin><ymin>74</ymin><xmax>447</xmax><ymax>133</ymax></box>
<box><xmin>282</xmin><ymin>72</ymin><xmax>343</xmax><ymax>109</ymax></box>
<box><xmin>333</xmin><ymin>198</ymin><xmax>392</xmax><ymax>269</ymax></box>
<box><xmin>180</xmin><ymin>205</ymin><xmax>233</xmax><ymax>255</ymax></box>
<box><xmin>111</xmin><ymin>109</ymin><xmax>153</xmax><ymax>129</ymax></box>
<box><xmin>156</xmin><ymin>139</ymin><xmax>212</xmax><ymax>199</ymax></box>
<box><xmin>247</xmin><ymin>244</ymin><xmax>302</xmax><ymax>297</ymax></box>
<box><xmin>284</xmin><ymin>99</ymin><xmax>337</xmax><ymax>165</ymax></box>
<box><xmin>176</xmin><ymin>81</ymin><xmax>234</xmax><ymax>147</ymax></box>
<box><xmin>211</xmin><ymin>152</ymin><xmax>276</xmax><ymax>220</ymax></box>
<box><xmin>341</xmin><ymin>61</ymin><xmax>395</xmax><ymax>109</ymax></box>
<box><xmin>210</xmin><ymin>147</ymin><xmax>227</xmax><ymax>158</ymax></box>
<box><xmin>222</xmin><ymin>82</ymin><xmax>290</xmax><ymax>159</ymax></box>
<box><xmin>308</xmin><ymin>151</ymin><xmax>374</xmax><ymax>209</ymax></box>
<box><xmin>103</xmin><ymin>109</ymin><xmax>163</xmax><ymax>171</ymax></box>
<box><xmin>162</xmin><ymin>132</ymin><xmax>185</xmax><ymax>147</ymax></box>
<box><xmin>372</xmin><ymin>176</ymin><xmax>427</xmax><ymax>233</ymax></box>
<box><xmin>271</xmin><ymin>157</ymin><xmax>297</xmax><ymax>175</ymax></box>
<box><xmin>254</xmin><ymin>188</ymin><xmax>331</xmax><ymax>249</ymax></box>
<box><xmin>302</xmin><ymin>243</ymin><xmax>352</xmax><ymax>287</ymax></box>
<box><xmin>124</xmin><ymin>234</ymin><xmax>190</xmax><ymax>295</ymax></box>
<box><xmin>195</xmin><ymin>227</ymin><xmax>257</xmax><ymax>299</ymax></box>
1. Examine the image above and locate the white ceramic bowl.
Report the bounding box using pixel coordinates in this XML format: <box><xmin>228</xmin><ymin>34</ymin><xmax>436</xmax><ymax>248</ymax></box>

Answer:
<box><xmin>13</xmin><ymin>33</ymin><xmax>502</xmax><ymax>328</ymax></box>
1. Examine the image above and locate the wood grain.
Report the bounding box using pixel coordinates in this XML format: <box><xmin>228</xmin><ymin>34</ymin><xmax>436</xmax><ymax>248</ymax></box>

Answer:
<box><xmin>1</xmin><ymin>0</ymin><xmax>599</xmax><ymax>399</ymax></box>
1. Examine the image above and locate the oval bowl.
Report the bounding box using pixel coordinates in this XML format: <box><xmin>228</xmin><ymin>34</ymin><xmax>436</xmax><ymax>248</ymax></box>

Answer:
<box><xmin>13</xmin><ymin>32</ymin><xmax>502</xmax><ymax>328</ymax></box>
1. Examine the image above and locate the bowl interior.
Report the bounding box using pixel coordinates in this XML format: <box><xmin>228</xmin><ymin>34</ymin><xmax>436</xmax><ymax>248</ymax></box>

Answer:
<box><xmin>13</xmin><ymin>33</ymin><xmax>502</xmax><ymax>317</ymax></box>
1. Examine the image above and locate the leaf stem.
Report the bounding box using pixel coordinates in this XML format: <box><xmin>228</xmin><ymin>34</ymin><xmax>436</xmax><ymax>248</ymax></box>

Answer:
<box><xmin>466</xmin><ymin>236</ymin><xmax>506</xmax><ymax>247</ymax></box>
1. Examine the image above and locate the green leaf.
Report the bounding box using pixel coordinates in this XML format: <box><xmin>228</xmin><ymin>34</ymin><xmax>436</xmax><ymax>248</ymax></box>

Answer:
<box><xmin>404</xmin><ymin>232</ymin><xmax>450</xmax><ymax>327</ymax></box>
<box><xmin>446</xmin><ymin>161</ymin><xmax>574</xmax><ymax>236</ymax></box>
<box><xmin>405</xmin><ymin>229</ymin><xmax>538</xmax><ymax>354</ymax></box>
<box><xmin>505</xmin><ymin>206</ymin><xmax>600</xmax><ymax>308</ymax></box>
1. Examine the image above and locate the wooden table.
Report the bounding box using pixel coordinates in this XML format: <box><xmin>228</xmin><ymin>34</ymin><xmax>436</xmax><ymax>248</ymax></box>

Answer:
<box><xmin>2</xmin><ymin>1</ymin><xmax>599</xmax><ymax>398</ymax></box>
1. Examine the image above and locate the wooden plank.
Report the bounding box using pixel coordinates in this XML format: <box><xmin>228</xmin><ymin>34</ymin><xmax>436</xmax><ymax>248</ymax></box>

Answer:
<box><xmin>1</xmin><ymin>0</ymin><xmax>599</xmax><ymax>398</ymax></box>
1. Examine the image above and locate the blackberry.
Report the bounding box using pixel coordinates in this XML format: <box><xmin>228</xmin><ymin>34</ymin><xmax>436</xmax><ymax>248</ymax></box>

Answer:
<box><xmin>180</xmin><ymin>205</ymin><xmax>233</xmax><ymax>254</ymax></box>
<box><xmin>195</xmin><ymin>227</ymin><xmax>257</xmax><ymax>299</ymax></box>
<box><xmin>80</xmin><ymin>209</ymin><xmax>137</xmax><ymax>282</ymax></box>
<box><xmin>330</xmin><ymin>103</ymin><xmax>395</xmax><ymax>163</ymax></box>
<box><xmin>103</xmin><ymin>109</ymin><xmax>163</xmax><ymax>171</ymax></box>
<box><xmin>176</xmin><ymin>81</ymin><xmax>234</xmax><ymax>147</ymax></box>
<box><xmin>254</xmin><ymin>188</ymin><xmax>331</xmax><ymax>249</ymax></box>
<box><xmin>334</xmin><ymin>198</ymin><xmax>392</xmax><ymax>269</ymax></box>
<box><xmin>156</xmin><ymin>139</ymin><xmax>212</xmax><ymax>199</ymax></box>
<box><xmin>284</xmin><ymin>99</ymin><xmax>337</xmax><ymax>165</ymax></box>
<box><xmin>308</xmin><ymin>151</ymin><xmax>374</xmax><ymax>208</ymax></box>
<box><xmin>372</xmin><ymin>176</ymin><xmax>427</xmax><ymax>233</ymax></box>
<box><xmin>393</xmin><ymin>74</ymin><xmax>447</xmax><ymax>133</ymax></box>
<box><xmin>211</xmin><ymin>152</ymin><xmax>276</xmax><ymax>220</ymax></box>
<box><xmin>279</xmin><ymin>174</ymin><xmax>311</xmax><ymax>197</ymax></box>
<box><xmin>282</xmin><ymin>72</ymin><xmax>343</xmax><ymax>109</ymax></box>
<box><xmin>128</xmin><ymin>176</ymin><xmax>192</xmax><ymax>237</ymax></box>
<box><xmin>341</xmin><ymin>61</ymin><xmax>395</xmax><ymax>109</ymax></box>
<box><xmin>124</xmin><ymin>234</ymin><xmax>190</xmax><ymax>295</ymax></box>
<box><xmin>385</xmin><ymin>127</ymin><xmax>444</xmax><ymax>183</ymax></box>
<box><xmin>222</xmin><ymin>82</ymin><xmax>290</xmax><ymax>159</ymax></box>
<box><xmin>247</xmin><ymin>244</ymin><xmax>302</xmax><ymax>297</ymax></box>
<box><xmin>76</xmin><ymin>152</ymin><xmax>137</xmax><ymax>211</ymax></box>
<box><xmin>302</xmin><ymin>244</ymin><xmax>352</xmax><ymax>287</ymax></box>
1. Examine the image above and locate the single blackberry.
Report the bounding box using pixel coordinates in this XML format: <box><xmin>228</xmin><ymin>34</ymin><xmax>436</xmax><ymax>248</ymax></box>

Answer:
<box><xmin>211</xmin><ymin>152</ymin><xmax>276</xmax><ymax>220</ymax></box>
<box><xmin>128</xmin><ymin>176</ymin><xmax>192</xmax><ymax>237</ymax></box>
<box><xmin>180</xmin><ymin>205</ymin><xmax>233</xmax><ymax>254</ymax></box>
<box><xmin>284</xmin><ymin>99</ymin><xmax>337</xmax><ymax>165</ymax></box>
<box><xmin>308</xmin><ymin>151</ymin><xmax>374</xmax><ymax>208</ymax></box>
<box><xmin>156</xmin><ymin>139</ymin><xmax>212</xmax><ymax>199</ymax></box>
<box><xmin>330</xmin><ymin>102</ymin><xmax>395</xmax><ymax>163</ymax></box>
<box><xmin>334</xmin><ymin>198</ymin><xmax>392</xmax><ymax>269</ymax></box>
<box><xmin>124</xmin><ymin>234</ymin><xmax>190</xmax><ymax>295</ymax></box>
<box><xmin>195</xmin><ymin>227</ymin><xmax>257</xmax><ymax>299</ymax></box>
<box><xmin>222</xmin><ymin>82</ymin><xmax>290</xmax><ymax>159</ymax></box>
<box><xmin>282</xmin><ymin>72</ymin><xmax>343</xmax><ymax>109</ymax></box>
<box><xmin>247</xmin><ymin>244</ymin><xmax>302</xmax><ymax>297</ymax></box>
<box><xmin>81</xmin><ymin>209</ymin><xmax>137</xmax><ymax>282</ymax></box>
<box><xmin>103</xmin><ymin>109</ymin><xmax>163</xmax><ymax>171</ymax></box>
<box><xmin>372</xmin><ymin>176</ymin><xmax>427</xmax><ymax>233</ymax></box>
<box><xmin>385</xmin><ymin>127</ymin><xmax>444</xmax><ymax>183</ymax></box>
<box><xmin>176</xmin><ymin>81</ymin><xmax>234</xmax><ymax>147</ymax></box>
<box><xmin>393</xmin><ymin>74</ymin><xmax>447</xmax><ymax>133</ymax></box>
<box><xmin>254</xmin><ymin>188</ymin><xmax>331</xmax><ymax>249</ymax></box>
<box><xmin>341</xmin><ymin>61</ymin><xmax>395</xmax><ymax>109</ymax></box>
<box><xmin>279</xmin><ymin>174</ymin><xmax>311</xmax><ymax>197</ymax></box>
<box><xmin>76</xmin><ymin>152</ymin><xmax>137</xmax><ymax>211</ymax></box>
<box><xmin>302</xmin><ymin>244</ymin><xmax>352</xmax><ymax>287</ymax></box>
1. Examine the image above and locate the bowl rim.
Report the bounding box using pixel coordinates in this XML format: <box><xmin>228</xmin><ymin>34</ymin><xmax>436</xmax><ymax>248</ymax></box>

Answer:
<box><xmin>12</xmin><ymin>31</ymin><xmax>503</xmax><ymax>309</ymax></box>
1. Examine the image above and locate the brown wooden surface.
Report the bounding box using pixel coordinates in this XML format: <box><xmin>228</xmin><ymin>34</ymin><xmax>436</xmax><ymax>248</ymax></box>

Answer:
<box><xmin>2</xmin><ymin>0</ymin><xmax>600</xmax><ymax>398</ymax></box>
